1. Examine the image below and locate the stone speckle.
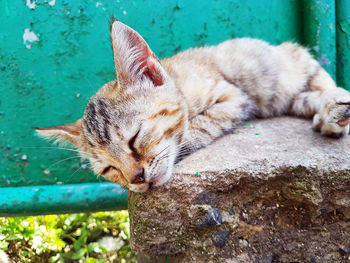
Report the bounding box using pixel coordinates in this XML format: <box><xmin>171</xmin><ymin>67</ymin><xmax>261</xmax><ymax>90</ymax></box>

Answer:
<box><xmin>338</xmin><ymin>246</ymin><xmax>350</xmax><ymax>256</ymax></box>
<box><xmin>229</xmin><ymin>208</ymin><xmax>236</xmax><ymax>215</ymax></box>
<box><xmin>196</xmin><ymin>208</ymin><xmax>222</xmax><ymax>227</ymax></box>
<box><xmin>193</xmin><ymin>191</ymin><xmax>218</xmax><ymax>206</ymax></box>
<box><xmin>212</xmin><ymin>231</ymin><xmax>230</xmax><ymax>247</ymax></box>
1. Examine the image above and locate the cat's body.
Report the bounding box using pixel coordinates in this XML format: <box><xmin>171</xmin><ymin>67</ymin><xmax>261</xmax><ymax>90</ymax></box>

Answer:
<box><xmin>36</xmin><ymin>20</ymin><xmax>350</xmax><ymax>192</ymax></box>
<box><xmin>164</xmin><ymin>39</ymin><xmax>320</xmax><ymax>119</ymax></box>
<box><xmin>162</xmin><ymin>38</ymin><xmax>350</xmax><ymax>143</ymax></box>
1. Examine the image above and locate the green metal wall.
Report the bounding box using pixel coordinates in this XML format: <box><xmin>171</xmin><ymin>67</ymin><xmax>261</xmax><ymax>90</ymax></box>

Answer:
<box><xmin>0</xmin><ymin>0</ymin><xmax>347</xmax><ymax>215</ymax></box>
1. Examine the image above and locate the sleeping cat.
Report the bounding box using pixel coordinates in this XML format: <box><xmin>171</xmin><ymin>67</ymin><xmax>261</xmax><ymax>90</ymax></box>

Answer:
<box><xmin>36</xmin><ymin>19</ymin><xmax>350</xmax><ymax>192</ymax></box>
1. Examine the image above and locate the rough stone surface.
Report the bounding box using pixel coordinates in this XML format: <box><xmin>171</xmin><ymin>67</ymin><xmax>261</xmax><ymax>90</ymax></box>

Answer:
<box><xmin>128</xmin><ymin>117</ymin><xmax>350</xmax><ymax>262</ymax></box>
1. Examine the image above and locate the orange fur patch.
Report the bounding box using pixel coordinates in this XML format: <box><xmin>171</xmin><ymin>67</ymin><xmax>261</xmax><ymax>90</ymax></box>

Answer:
<box><xmin>150</xmin><ymin>108</ymin><xmax>181</xmax><ymax>119</ymax></box>
<box><xmin>164</xmin><ymin>117</ymin><xmax>185</xmax><ymax>138</ymax></box>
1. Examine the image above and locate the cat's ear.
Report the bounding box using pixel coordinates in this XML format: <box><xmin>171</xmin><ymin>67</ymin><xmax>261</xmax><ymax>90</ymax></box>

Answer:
<box><xmin>34</xmin><ymin>119</ymin><xmax>82</xmax><ymax>146</ymax></box>
<box><xmin>110</xmin><ymin>19</ymin><xmax>164</xmax><ymax>87</ymax></box>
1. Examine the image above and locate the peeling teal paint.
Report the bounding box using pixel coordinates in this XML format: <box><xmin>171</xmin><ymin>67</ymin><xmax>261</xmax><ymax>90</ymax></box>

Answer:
<box><xmin>302</xmin><ymin>0</ymin><xmax>336</xmax><ymax>79</ymax></box>
<box><xmin>336</xmin><ymin>0</ymin><xmax>350</xmax><ymax>90</ymax></box>
<box><xmin>339</xmin><ymin>21</ymin><xmax>350</xmax><ymax>47</ymax></box>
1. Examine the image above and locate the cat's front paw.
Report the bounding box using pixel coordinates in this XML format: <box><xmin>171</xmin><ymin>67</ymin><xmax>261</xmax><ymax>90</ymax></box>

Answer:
<box><xmin>313</xmin><ymin>90</ymin><xmax>350</xmax><ymax>138</ymax></box>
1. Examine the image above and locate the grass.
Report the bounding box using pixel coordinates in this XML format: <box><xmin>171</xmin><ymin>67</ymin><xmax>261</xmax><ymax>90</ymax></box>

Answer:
<box><xmin>0</xmin><ymin>211</ymin><xmax>137</xmax><ymax>263</ymax></box>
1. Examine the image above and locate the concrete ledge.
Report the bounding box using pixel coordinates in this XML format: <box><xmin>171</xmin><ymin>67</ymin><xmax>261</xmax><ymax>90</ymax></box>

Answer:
<box><xmin>128</xmin><ymin>117</ymin><xmax>350</xmax><ymax>262</ymax></box>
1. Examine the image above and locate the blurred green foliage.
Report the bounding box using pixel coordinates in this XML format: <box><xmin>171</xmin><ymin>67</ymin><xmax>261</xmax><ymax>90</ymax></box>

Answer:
<box><xmin>0</xmin><ymin>211</ymin><xmax>136</xmax><ymax>262</ymax></box>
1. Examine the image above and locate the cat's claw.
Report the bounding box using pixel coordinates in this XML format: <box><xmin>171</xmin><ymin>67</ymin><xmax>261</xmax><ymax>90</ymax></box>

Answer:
<box><xmin>313</xmin><ymin>93</ymin><xmax>350</xmax><ymax>138</ymax></box>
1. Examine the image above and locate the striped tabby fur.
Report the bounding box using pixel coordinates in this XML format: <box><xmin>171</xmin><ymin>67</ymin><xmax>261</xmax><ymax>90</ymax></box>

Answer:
<box><xmin>36</xmin><ymin>20</ymin><xmax>350</xmax><ymax>192</ymax></box>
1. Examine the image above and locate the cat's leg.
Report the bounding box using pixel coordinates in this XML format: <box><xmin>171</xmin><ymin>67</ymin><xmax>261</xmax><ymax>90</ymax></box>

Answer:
<box><xmin>289</xmin><ymin>68</ymin><xmax>350</xmax><ymax>138</ymax></box>
<box><xmin>182</xmin><ymin>80</ymin><xmax>255</xmax><ymax>152</ymax></box>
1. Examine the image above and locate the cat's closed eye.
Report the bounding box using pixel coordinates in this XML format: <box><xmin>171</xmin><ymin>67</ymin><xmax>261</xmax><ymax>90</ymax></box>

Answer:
<box><xmin>101</xmin><ymin>165</ymin><xmax>116</xmax><ymax>175</ymax></box>
<box><xmin>128</xmin><ymin>130</ymin><xmax>142</xmax><ymax>160</ymax></box>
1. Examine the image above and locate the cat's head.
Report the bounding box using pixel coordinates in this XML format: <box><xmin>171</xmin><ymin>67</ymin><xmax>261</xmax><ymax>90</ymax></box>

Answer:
<box><xmin>35</xmin><ymin>20</ymin><xmax>188</xmax><ymax>192</ymax></box>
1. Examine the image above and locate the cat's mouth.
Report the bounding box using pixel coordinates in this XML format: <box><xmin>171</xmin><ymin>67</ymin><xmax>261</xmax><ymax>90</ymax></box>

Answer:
<box><xmin>128</xmin><ymin>143</ymin><xmax>177</xmax><ymax>192</ymax></box>
<box><xmin>129</xmin><ymin>168</ymin><xmax>173</xmax><ymax>193</ymax></box>
<box><xmin>127</xmin><ymin>172</ymin><xmax>164</xmax><ymax>192</ymax></box>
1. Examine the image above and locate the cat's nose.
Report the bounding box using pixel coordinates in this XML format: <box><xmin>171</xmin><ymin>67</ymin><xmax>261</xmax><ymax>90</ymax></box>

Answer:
<box><xmin>131</xmin><ymin>168</ymin><xmax>145</xmax><ymax>184</ymax></box>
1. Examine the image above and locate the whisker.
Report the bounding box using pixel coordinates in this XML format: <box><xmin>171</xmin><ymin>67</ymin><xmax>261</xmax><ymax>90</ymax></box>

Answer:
<box><xmin>157</xmin><ymin>150</ymin><xmax>171</xmax><ymax>160</ymax></box>
<box><xmin>176</xmin><ymin>141</ymin><xmax>197</xmax><ymax>151</ymax></box>
<box><xmin>66</xmin><ymin>162</ymin><xmax>93</xmax><ymax>182</ymax></box>
<box><xmin>67</xmin><ymin>166</ymin><xmax>84</xmax><ymax>182</ymax></box>
<box><xmin>22</xmin><ymin>146</ymin><xmax>93</xmax><ymax>158</ymax></box>
<box><xmin>176</xmin><ymin>140</ymin><xmax>194</xmax><ymax>148</ymax></box>
<box><xmin>150</xmin><ymin>140</ymin><xmax>199</xmax><ymax>165</ymax></box>
<box><xmin>156</xmin><ymin>145</ymin><xmax>170</xmax><ymax>157</ymax></box>
<box><xmin>157</xmin><ymin>146</ymin><xmax>193</xmax><ymax>162</ymax></box>
<box><xmin>158</xmin><ymin>152</ymin><xmax>176</xmax><ymax>162</ymax></box>
<box><xmin>47</xmin><ymin>156</ymin><xmax>84</xmax><ymax>169</ymax></box>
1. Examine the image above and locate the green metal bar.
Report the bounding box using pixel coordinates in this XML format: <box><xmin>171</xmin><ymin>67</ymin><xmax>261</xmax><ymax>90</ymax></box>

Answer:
<box><xmin>336</xmin><ymin>0</ymin><xmax>350</xmax><ymax>90</ymax></box>
<box><xmin>303</xmin><ymin>0</ymin><xmax>336</xmax><ymax>79</ymax></box>
<box><xmin>0</xmin><ymin>183</ymin><xmax>128</xmax><ymax>217</ymax></box>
